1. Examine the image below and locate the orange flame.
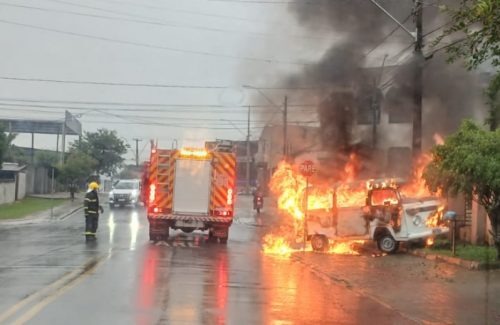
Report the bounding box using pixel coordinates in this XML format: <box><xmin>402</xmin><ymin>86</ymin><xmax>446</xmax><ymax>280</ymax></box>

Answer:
<box><xmin>426</xmin><ymin>205</ymin><xmax>445</xmax><ymax>228</ymax></box>
<box><xmin>433</xmin><ymin>133</ymin><xmax>444</xmax><ymax>145</ymax></box>
<box><xmin>264</xmin><ymin>148</ymin><xmax>444</xmax><ymax>257</ymax></box>
<box><xmin>265</xmin><ymin>157</ymin><xmax>367</xmax><ymax>257</ymax></box>
<box><xmin>400</xmin><ymin>153</ymin><xmax>435</xmax><ymax>198</ymax></box>
<box><xmin>262</xmin><ymin>234</ymin><xmax>297</xmax><ymax>258</ymax></box>
<box><xmin>426</xmin><ymin>237</ymin><xmax>435</xmax><ymax>246</ymax></box>
<box><xmin>328</xmin><ymin>240</ymin><xmax>365</xmax><ymax>255</ymax></box>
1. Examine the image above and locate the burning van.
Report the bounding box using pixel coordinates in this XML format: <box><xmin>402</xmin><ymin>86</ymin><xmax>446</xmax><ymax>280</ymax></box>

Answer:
<box><xmin>305</xmin><ymin>179</ymin><xmax>450</xmax><ymax>253</ymax></box>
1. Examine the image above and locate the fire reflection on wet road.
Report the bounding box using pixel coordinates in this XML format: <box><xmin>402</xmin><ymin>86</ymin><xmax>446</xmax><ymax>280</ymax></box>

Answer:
<box><xmin>0</xmin><ymin>198</ymin><xmax>431</xmax><ymax>324</ymax></box>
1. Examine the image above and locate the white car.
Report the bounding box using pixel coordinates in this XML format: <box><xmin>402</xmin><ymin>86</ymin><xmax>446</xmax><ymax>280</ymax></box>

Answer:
<box><xmin>109</xmin><ymin>179</ymin><xmax>142</xmax><ymax>208</ymax></box>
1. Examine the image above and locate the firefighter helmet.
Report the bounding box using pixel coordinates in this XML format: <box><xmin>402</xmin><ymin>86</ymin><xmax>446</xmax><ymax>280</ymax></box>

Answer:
<box><xmin>89</xmin><ymin>182</ymin><xmax>99</xmax><ymax>190</ymax></box>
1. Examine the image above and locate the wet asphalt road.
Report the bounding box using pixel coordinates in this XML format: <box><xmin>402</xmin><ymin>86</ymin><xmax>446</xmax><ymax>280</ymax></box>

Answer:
<box><xmin>0</xmin><ymin>196</ymin><xmax>418</xmax><ymax>325</ymax></box>
<box><xmin>8</xmin><ymin>196</ymin><xmax>499</xmax><ymax>325</ymax></box>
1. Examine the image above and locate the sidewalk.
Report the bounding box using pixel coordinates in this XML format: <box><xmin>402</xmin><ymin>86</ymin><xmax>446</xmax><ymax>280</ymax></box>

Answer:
<box><xmin>0</xmin><ymin>193</ymin><xmax>84</xmax><ymax>225</ymax></box>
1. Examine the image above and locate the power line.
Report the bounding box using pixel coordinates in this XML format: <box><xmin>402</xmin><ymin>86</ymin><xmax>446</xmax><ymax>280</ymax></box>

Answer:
<box><xmin>363</xmin><ymin>14</ymin><xmax>412</xmax><ymax>58</ymax></box>
<box><xmin>0</xmin><ymin>98</ymin><xmax>317</xmax><ymax>108</ymax></box>
<box><xmin>0</xmin><ymin>76</ymin><xmax>319</xmax><ymax>90</ymax></box>
<box><xmin>0</xmin><ymin>18</ymin><xmax>307</xmax><ymax>66</ymax></box>
<box><xmin>0</xmin><ymin>105</ymin><xmax>317</xmax><ymax>123</ymax></box>
<box><xmin>207</xmin><ymin>0</ymin><xmax>322</xmax><ymax>4</ymax></box>
<box><xmin>93</xmin><ymin>0</ymin><xmax>277</xmax><ymax>24</ymax></box>
<box><xmin>0</xmin><ymin>1</ymin><xmax>328</xmax><ymax>41</ymax></box>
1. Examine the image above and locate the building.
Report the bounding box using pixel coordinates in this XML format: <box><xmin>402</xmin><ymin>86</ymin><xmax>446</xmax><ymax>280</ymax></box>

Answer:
<box><xmin>255</xmin><ymin>125</ymin><xmax>321</xmax><ymax>193</ymax></box>
<box><xmin>0</xmin><ymin>163</ymin><xmax>27</xmax><ymax>205</ymax></box>
<box><xmin>205</xmin><ymin>140</ymin><xmax>259</xmax><ymax>191</ymax></box>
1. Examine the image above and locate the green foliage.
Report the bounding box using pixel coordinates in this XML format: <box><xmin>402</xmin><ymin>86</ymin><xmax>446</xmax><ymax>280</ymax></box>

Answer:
<box><xmin>57</xmin><ymin>151</ymin><xmax>97</xmax><ymax>185</ymax></box>
<box><xmin>485</xmin><ymin>74</ymin><xmax>500</xmax><ymax>130</ymax></box>
<box><xmin>425</xmin><ymin>241</ymin><xmax>498</xmax><ymax>263</ymax></box>
<box><xmin>0</xmin><ymin>130</ymin><xmax>27</xmax><ymax>165</ymax></box>
<box><xmin>71</xmin><ymin>129</ymin><xmax>128</xmax><ymax>176</ymax></box>
<box><xmin>424</xmin><ymin>120</ymin><xmax>500</xmax><ymax>258</ymax></box>
<box><xmin>35</xmin><ymin>151</ymin><xmax>59</xmax><ymax>168</ymax></box>
<box><xmin>435</xmin><ymin>0</ymin><xmax>500</xmax><ymax>129</ymax></box>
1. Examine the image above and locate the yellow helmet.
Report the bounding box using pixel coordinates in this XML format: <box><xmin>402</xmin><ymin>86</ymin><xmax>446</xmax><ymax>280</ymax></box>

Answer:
<box><xmin>89</xmin><ymin>182</ymin><xmax>99</xmax><ymax>190</ymax></box>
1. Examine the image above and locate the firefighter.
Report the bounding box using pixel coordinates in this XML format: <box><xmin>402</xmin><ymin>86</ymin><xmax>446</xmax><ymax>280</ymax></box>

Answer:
<box><xmin>84</xmin><ymin>182</ymin><xmax>104</xmax><ymax>240</ymax></box>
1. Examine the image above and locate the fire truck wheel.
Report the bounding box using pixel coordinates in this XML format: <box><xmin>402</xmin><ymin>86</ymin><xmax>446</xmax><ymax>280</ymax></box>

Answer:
<box><xmin>208</xmin><ymin>231</ymin><xmax>217</xmax><ymax>243</ymax></box>
<box><xmin>180</xmin><ymin>228</ymin><xmax>194</xmax><ymax>233</ymax></box>
<box><xmin>219</xmin><ymin>237</ymin><xmax>228</xmax><ymax>244</ymax></box>
<box><xmin>377</xmin><ymin>235</ymin><xmax>399</xmax><ymax>254</ymax></box>
<box><xmin>311</xmin><ymin>235</ymin><xmax>329</xmax><ymax>252</ymax></box>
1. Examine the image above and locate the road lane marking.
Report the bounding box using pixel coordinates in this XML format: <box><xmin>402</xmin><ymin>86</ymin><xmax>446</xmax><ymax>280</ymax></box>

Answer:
<box><xmin>0</xmin><ymin>255</ymin><xmax>106</xmax><ymax>325</ymax></box>
<box><xmin>0</xmin><ymin>268</ymin><xmax>83</xmax><ymax>324</ymax></box>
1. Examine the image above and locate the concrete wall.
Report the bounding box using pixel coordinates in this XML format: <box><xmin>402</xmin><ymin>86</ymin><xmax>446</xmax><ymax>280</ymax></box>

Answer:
<box><xmin>25</xmin><ymin>166</ymin><xmax>50</xmax><ymax>194</ymax></box>
<box><xmin>0</xmin><ymin>182</ymin><xmax>16</xmax><ymax>205</ymax></box>
<box><xmin>17</xmin><ymin>172</ymin><xmax>26</xmax><ymax>200</ymax></box>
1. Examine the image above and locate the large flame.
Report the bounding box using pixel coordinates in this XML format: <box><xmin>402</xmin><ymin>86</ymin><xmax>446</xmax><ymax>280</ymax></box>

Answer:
<box><xmin>264</xmin><ymin>145</ymin><xmax>444</xmax><ymax>257</ymax></box>
<box><xmin>399</xmin><ymin>153</ymin><xmax>434</xmax><ymax>198</ymax></box>
<box><xmin>265</xmin><ymin>156</ymin><xmax>366</xmax><ymax>257</ymax></box>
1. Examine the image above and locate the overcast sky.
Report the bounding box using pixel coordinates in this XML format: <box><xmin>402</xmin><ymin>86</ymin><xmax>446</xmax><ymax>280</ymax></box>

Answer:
<box><xmin>0</xmin><ymin>0</ymin><xmax>323</xmax><ymax>162</ymax></box>
<box><xmin>0</xmin><ymin>0</ymin><xmax>413</xmax><ymax>164</ymax></box>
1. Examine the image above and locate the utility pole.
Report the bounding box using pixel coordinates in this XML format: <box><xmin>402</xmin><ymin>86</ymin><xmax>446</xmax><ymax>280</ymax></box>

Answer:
<box><xmin>246</xmin><ymin>106</ymin><xmax>251</xmax><ymax>194</ymax></box>
<box><xmin>133</xmin><ymin>138</ymin><xmax>142</xmax><ymax>167</ymax></box>
<box><xmin>368</xmin><ymin>0</ymin><xmax>425</xmax><ymax>159</ymax></box>
<box><xmin>412</xmin><ymin>0</ymin><xmax>424</xmax><ymax>158</ymax></box>
<box><xmin>283</xmin><ymin>96</ymin><xmax>288</xmax><ymax>160</ymax></box>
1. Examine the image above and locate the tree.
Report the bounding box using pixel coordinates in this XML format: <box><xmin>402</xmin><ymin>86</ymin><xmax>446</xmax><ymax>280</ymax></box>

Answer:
<box><xmin>72</xmin><ymin>129</ymin><xmax>128</xmax><ymax>176</ymax></box>
<box><xmin>423</xmin><ymin>120</ymin><xmax>500</xmax><ymax>259</ymax></box>
<box><xmin>436</xmin><ymin>0</ymin><xmax>500</xmax><ymax>129</ymax></box>
<box><xmin>35</xmin><ymin>151</ymin><xmax>59</xmax><ymax>168</ymax></box>
<box><xmin>57</xmin><ymin>151</ymin><xmax>97</xmax><ymax>186</ymax></box>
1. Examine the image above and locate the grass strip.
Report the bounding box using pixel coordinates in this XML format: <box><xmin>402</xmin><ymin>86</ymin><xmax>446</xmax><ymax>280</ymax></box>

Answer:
<box><xmin>424</xmin><ymin>241</ymin><xmax>497</xmax><ymax>263</ymax></box>
<box><xmin>0</xmin><ymin>197</ymin><xmax>67</xmax><ymax>220</ymax></box>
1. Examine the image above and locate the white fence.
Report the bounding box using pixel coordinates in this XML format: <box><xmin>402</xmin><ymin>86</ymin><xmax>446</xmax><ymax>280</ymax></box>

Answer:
<box><xmin>0</xmin><ymin>182</ymin><xmax>15</xmax><ymax>205</ymax></box>
<box><xmin>0</xmin><ymin>172</ymin><xmax>27</xmax><ymax>205</ymax></box>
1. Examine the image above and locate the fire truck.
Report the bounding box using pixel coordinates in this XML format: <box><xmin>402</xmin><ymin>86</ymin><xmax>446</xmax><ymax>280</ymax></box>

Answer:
<box><xmin>305</xmin><ymin>179</ymin><xmax>450</xmax><ymax>253</ymax></box>
<box><xmin>146</xmin><ymin>141</ymin><xmax>236</xmax><ymax>243</ymax></box>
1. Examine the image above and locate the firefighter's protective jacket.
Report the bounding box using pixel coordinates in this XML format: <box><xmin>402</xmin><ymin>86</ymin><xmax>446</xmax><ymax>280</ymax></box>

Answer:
<box><xmin>84</xmin><ymin>190</ymin><xmax>100</xmax><ymax>217</ymax></box>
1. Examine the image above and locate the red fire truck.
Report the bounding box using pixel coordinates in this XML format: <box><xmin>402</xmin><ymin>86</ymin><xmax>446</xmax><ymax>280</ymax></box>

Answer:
<box><xmin>146</xmin><ymin>141</ymin><xmax>236</xmax><ymax>243</ymax></box>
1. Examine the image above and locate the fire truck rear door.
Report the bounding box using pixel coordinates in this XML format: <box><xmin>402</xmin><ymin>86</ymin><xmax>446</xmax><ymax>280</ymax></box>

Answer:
<box><xmin>173</xmin><ymin>159</ymin><xmax>211</xmax><ymax>214</ymax></box>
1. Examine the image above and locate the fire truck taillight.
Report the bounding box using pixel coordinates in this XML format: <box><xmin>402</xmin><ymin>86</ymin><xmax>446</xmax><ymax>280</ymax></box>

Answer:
<box><xmin>227</xmin><ymin>188</ymin><xmax>233</xmax><ymax>205</ymax></box>
<box><xmin>149</xmin><ymin>184</ymin><xmax>156</xmax><ymax>205</ymax></box>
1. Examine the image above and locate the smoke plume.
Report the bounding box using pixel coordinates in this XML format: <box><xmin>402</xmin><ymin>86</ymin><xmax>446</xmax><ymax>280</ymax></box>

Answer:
<box><xmin>285</xmin><ymin>0</ymin><xmax>485</xmax><ymax>176</ymax></box>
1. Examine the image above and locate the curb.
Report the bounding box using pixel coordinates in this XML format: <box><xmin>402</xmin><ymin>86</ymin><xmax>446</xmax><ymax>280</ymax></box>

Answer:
<box><xmin>407</xmin><ymin>249</ymin><xmax>500</xmax><ymax>271</ymax></box>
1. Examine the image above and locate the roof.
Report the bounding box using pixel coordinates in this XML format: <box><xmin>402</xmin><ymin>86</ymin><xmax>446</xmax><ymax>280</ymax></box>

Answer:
<box><xmin>1</xmin><ymin>163</ymin><xmax>27</xmax><ymax>172</ymax></box>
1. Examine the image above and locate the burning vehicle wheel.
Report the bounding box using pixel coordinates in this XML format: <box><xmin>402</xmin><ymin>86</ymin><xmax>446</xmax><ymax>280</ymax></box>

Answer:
<box><xmin>311</xmin><ymin>235</ymin><xmax>329</xmax><ymax>252</ymax></box>
<box><xmin>377</xmin><ymin>235</ymin><xmax>399</xmax><ymax>254</ymax></box>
